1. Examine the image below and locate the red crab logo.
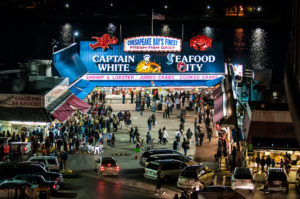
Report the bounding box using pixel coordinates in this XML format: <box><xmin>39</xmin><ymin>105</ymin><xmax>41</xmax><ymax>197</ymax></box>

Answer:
<box><xmin>89</xmin><ymin>34</ymin><xmax>118</xmax><ymax>50</ymax></box>
<box><xmin>190</xmin><ymin>35</ymin><xmax>212</xmax><ymax>51</ymax></box>
<box><xmin>177</xmin><ymin>62</ymin><xmax>186</xmax><ymax>72</ymax></box>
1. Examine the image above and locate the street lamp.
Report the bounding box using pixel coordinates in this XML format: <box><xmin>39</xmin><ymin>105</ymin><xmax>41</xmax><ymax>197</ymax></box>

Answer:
<box><xmin>73</xmin><ymin>31</ymin><xmax>79</xmax><ymax>43</ymax></box>
<box><xmin>64</xmin><ymin>3</ymin><xmax>70</xmax><ymax>8</ymax></box>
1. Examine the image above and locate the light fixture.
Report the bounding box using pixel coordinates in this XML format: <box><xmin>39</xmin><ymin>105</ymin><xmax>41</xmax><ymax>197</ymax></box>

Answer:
<box><xmin>164</xmin><ymin>4</ymin><xmax>168</xmax><ymax>9</ymax></box>
<box><xmin>74</xmin><ymin>31</ymin><xmax>79</xmax><ymax>37</ymax></box>
<box><xmin>64</xmin><ymin>3</ymin><xmax>69</xmax><ymax>8</ymax></box>
<box><xmin>207</xmin><ymin>5</ymin><xmax>211</xmax><ymax>10</ymax></box>
<box><xmin>257</xmin><ymin>6</ymin><xmax>262</xmax><ymax>12</ymax></box>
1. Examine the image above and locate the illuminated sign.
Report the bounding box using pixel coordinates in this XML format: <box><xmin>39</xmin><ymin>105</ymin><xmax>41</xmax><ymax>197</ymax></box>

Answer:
<box><xmin>80</xmin><ymin>39</ymin><xmax>224</xmax><ymax>74</ymax></box>
<box><xmin>190</xmin><ymin>35</ymin><xmax>212</xmax><ymax>51</ymax></box>
<box><xmin>89</xmin><ymin>34</ymin><xmax>118</xmax><ymax>50</ymax></box>
<box><xmin>83</xmin><ymin>74</ymin><xmax>223</xmax><ymax>81</ymax></box>
<box><xmin>124</xmin><ymin>36</ymin><xmax>181</xmax><ymax>52</ymax></box>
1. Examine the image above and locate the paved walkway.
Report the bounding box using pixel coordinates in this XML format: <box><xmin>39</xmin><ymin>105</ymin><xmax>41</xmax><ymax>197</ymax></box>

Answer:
<box><xmin>108</xmin><ymin>102</ymin><xmax>218</xmax><ymax>163</ymax></box>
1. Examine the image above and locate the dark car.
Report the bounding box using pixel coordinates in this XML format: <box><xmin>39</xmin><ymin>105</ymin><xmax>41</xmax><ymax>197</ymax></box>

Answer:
<box><xmin>145</xmin><ymin>153</ymin><xmax>198</xmax><ymax>167</ymax></box>
<box><xmin>199</xmin><ymin>185</ymin><xmax>246</xmax><ymax>199</ymax></box>
<box><xmin>0</xmin><ymin>179</ymin><xmax>34</xmax><ymax>199</ymax></box>
<box><xmin>14</xmin><ymin>163</ymin><xmax>63</xmax><ymax>184</ymax></box>
<box><xmin>140</xmin><ymin>149</ymin><xmax>182</xmax><ymax>166</ymax></box>
<box><xmin>0</xmin><ymin>162</ymin><xmax>63</xmax><ymax>183</ymax></box>
<box><xmin>13</xmin><ymin>174</ymin><xmax>59</xmax><ymax>193</ymax></box>
<box><xmin>264</xmin><ymin>168</ymin><xmax>289</xmax><ymax>194</ymax></box>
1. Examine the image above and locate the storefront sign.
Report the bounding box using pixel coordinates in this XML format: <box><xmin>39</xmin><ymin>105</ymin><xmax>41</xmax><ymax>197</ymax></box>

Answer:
<box><xmin>190</xmin><ymin>35</ymin><xmax>212</xmax><ymax>51</ymax></box>
<box><xmin>80</xmin><ymin>41</ymin><xmax>224</xmax><ymax>74</ymax></box>
<box><xmin>89</xmin><ymin>34</ymin><xmax>118</xmax><ymax>50</ymax></box>
<box><xmin>124</xmin><ymin>36</ymin><xmax>181</xmax><ymax>52</ymax></box>
<box><xmin>83</xmin><ymin>74</ymin><xmax>223</xmax><ymax>81</ymax></box>
<box><xmin>0</xmin><ymin>94</ymin><xmax>44</xmax><ymax>108</ymax></box>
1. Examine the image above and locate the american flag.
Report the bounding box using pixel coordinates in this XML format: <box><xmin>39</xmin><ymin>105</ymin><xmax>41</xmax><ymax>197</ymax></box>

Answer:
<box><xmin>152</xmin><ymin>11</ymin><xmax>165</xmax><ymax>20</ymax></box>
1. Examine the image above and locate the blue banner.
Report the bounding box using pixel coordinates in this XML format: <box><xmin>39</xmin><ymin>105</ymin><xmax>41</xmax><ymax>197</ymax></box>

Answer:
<box><xmin>80</xmin><ymin>41</ymin><xmax>224</xmax><ymax>74</ymax></box>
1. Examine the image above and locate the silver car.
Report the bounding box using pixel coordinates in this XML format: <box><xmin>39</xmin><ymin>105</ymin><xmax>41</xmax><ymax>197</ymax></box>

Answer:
<box><xmin>177</xmin><ymin>165</ymin><xmax>215</xmax><ymax>190</ymax></box>
<box><xmin>231</xmin><ymin>167</ymin><xmax>255</xmax><ymax>192</ymax></box>
<box><xmin>94</xmin><ymin>157</ymin><xmax>119</xmax><ymax>176</ymax></box>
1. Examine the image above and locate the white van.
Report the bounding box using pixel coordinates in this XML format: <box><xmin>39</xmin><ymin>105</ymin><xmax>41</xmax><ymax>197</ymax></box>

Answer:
<box><xmin>29</xmin><ymin>156</ymin><xmax>59</xmax><ymax>171</ymax></box>
<box><xmin>9</xmin><ymin>142</ymin><xmax>31</xmax><ymax>154</ymax></box>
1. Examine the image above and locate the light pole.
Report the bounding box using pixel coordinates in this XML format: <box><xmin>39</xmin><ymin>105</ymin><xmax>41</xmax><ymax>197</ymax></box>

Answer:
<box><xmin>73</xmin><ymin>31</ymin><xmax>79</xmax><ymax>43</ymax></box>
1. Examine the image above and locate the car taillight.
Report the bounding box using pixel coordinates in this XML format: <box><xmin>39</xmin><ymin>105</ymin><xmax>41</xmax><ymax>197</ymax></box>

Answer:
<box><xmin>53</xmin><ymin>184</ymin><xmax>56</xmax><ymax>189</ymax></box>
<box><xmin>108</xmin><ymin>164</ymin><xmax>111</xmax><ymax>167</ymax></box>
<box><xmin>24</xmin><ymin>147</ymin><xmax>27</xmax><ymax>151</ymax></box>
<box><xmin>100</xmin><ymin>166</ymin><xmax>105</xmax><ymax>171</ymax></box>
<box><xmin>4</xmin><ymin>146</ymin><xmax>9</xmax><ymax>153</ymax></box>
<box><xmin>116</xmin><ymin>166</ymin><xmax>119</xmax><ymax>171</ymax></box>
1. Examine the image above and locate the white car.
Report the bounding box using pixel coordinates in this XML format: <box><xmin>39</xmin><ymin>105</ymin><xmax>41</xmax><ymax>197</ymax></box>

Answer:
<box><xmin>29</xmin><ymin>156</ymin><xmax>59</xmax><ymax>171</ymax></box>
<box><xmin>94</xmin><ymin>157</ymin><xmax>119</xmax><ymax>176</ymax></box>
<box><xmin>231</xmin><ymin>167</ymin><xmax>255</xmax><ymax>192</ymax></box>
<box><xmin>9</xmin><ymin>142</ymin><xmax>31</xmax><ymax>154</ymax></box>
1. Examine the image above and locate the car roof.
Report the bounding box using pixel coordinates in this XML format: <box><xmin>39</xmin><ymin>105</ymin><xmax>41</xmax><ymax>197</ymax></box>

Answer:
<box><xmin>101</xmin><ymin>157</ymin><xmax>115</xmax><ymax>160</ymax></box>
<box><xmin>14</xmin><ymin>174</ymin><xmax>43</xmax><ymax>178</ymax></box>
<box><xmin>154</xmin><ymin>159</ymin><xmax>185</xmax><ymax>164</ymax></box>
<box><xmin>149</xmin><ymin>153</ymin><xmax>182</xmax><ymax>157</ymax></box>
<box><xmin>30</xmin><ymin>156</ymin><xmax>57</xmax><ymax>159</ymax></box>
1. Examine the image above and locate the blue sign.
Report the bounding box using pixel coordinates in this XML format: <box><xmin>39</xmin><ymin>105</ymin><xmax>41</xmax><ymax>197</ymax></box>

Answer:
<box><xmin>80</xmin><ymin>41</ymin><xmax>225</xmax><ymax>74</ymax></box>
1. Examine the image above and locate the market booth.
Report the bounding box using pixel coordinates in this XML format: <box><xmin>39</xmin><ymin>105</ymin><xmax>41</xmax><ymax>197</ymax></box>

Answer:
<box><xmin>244</xmin><ymin>102</ymin><xmax>300</xmax><ymax>168</ymax></box>
<box><xmin>53</xmin><ymin>35</ymin><xmax>225</xmax><ymax>100</ymax></box>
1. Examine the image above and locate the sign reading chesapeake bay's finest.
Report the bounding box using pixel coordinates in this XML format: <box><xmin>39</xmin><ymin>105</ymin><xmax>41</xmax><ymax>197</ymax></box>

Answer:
<box><xmin>80</xmin><ymin>36</ymin><xmax>224</xmax><ymax>75</ymax></box>
<box><xmin>0</xmin><ymin>94</ymin><xmax>44</xmax><ymax>108</ymax></box>
<box><xmin>124</xmin><ymin>36</ymin><xmax>181</xmax><ymax>52</ymax></box>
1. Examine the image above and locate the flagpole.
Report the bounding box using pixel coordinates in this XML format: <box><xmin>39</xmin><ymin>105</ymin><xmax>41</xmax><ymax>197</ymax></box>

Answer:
<box><xmin>182</xmin><ymin>24</ymin><xmax>184</xmax><ymax>41</ymax></box>
<box><xmin>151</xmin><ymin>9</ymin><xmax>154</xmax><ymax>35</ymax></box>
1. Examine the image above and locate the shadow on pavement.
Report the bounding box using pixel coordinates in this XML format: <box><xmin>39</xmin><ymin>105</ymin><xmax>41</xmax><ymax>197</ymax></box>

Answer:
<box><xmin>60</xmin><ymin>183</ymin><xmax>82</xmax><ymax>190</ymax></box>
<box><xmin>52</xmin><ymin>192</ymin><xmax>78</xmax><ymax>198</ymax></box>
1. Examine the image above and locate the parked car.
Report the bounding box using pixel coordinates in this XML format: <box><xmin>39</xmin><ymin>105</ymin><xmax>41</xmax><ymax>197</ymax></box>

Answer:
<box><xmin>140</xmin><ymin>149</ymin><xmax>182</xmax><ymax>166</ymax></box>
<box><xmin>145</xmin><ymin>153</ymin><xmax>198</xmax><ymax>167</ymax></box>
<box><xmin>0</xmin><ymin>162</ymin><xmax>16</xmax><ymax>180</ymax></box>
<box><xmin>29</xmin><ymin>156</ymin><xmax>59</xmax><ymax>171</ymax></box>
<box><xmin>264</xmin><ymin>168</ymin><xmax>289</xmax><ymax>194</ymax></box>
<box><xmin>144</xmin><ymin>159</ymin><xmax>187</xmax><ymax>182</ymax></box>
<box><xmin>13</xmin><ymin>174</ymin><xmax>59</xmax><ymax>193</ymax></box>
<box><xmin>231</xmin><ymin>167</ymin><xmax>255</xmax><ymax>192</ymax></box>
<box><xmin>177</xmin><ymin>165</ymin><xmax>215</xmax><ymax>190</ymax></box>
<box><xmin>296</xmin><ymin>168</ymin><xmax>300</xmax><ymax>193</ymax></box>
<box><xmin>9</xmin><ymin>142</ymin><xmax>31</xmax><ymax>154</ymax></box>
<box><xmin>20</xmin><ymin>161</ymin><xmax>46</xmax><ymax>169</ymax></box>
<box><xmin>0</xmin><ymin>179</ymin><xmax>34</xmax><ymax>199</ymax></box>
<box><xmin>0</xmin><ymin>137</ymin><xmax>12</xmax><ymax>155</ymax></box>
<box><xmin>94</xmin><ymin>157</ymin><xmax>119</xmax><ymax>176</ymax></box>
<box><xmin>199</xmin><ymin>185</ymin><xmax>246</xmax><ymax>199</ymax></box>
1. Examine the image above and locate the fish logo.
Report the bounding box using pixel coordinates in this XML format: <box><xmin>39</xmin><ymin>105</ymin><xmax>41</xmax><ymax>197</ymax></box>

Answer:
<box><xmin>166</xmin><ymin>53</ymin><xmax>175</xmax><ymax>65</ymax></box>
<box><xmin>89</xmin><ymin>34</ymin><xmax>118</xmax><ymax>50</ymax></box>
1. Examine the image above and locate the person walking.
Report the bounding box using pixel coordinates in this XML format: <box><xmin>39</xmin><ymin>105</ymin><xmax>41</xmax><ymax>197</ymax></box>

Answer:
<box><xmin>130</xmin><ymin>90</ymin><xmax>134</xmax><ymax>104</ymax></box>
<box><xmin>280</xmin><ymin>158</ymin><xmax>284</xmax><ymax>168</ymax></box>
<box><xmin>256</xmin><ymin>155</ymin><xmax>261</xmax><ymax>171</ymax></box>
<box><xmin>182</xmin><ymin>138</ymin><xmax>189</xmax><ymax>156</ymax></box>
<box><xmin>61</xmin><ymin>150</ymin><xmax>68</xmax><ymax>169</ymax></box>
<box><xmin>191</xmin><ymin>187</ymin><xmax>198</xmax><ymax>199</ymax></box>
<box><xmin>122</xmin><ymin>91</ymin><xmax>126</xmax><ymax>104</ymax></box>
<box><xmin>173</xmin><ymin>139</ymin><xmax>178</xmax><ymax>151</ymax></box>
<box><xmin>266</xmin><ymin>156</ymin><xmax>271</xmax><ymax>170</ymax></box>
<box><xmin>111</xmin><ymin>133</ymin><xmax>115</xmax><ymax>148</ymax></box>
<box><xmin>146</xmin><ymin>132</ymin><xmax>152</xmax><ymax>145</ymax></box>
<box><xmin>162</xmin><ymin>127</ymin><xmax>168</xmax><ymax>145</ymax></box>
<box><xmin>158</xmin><ymin>129</ymin><xmax>163</xmax><ymax>144</ymax></box>
<box><xmin>260</xmin><ymin>156</ymin><xmax>266</xmax><ymax>172</ymax></box>
<box><xmin>154</xmin><ymin>167</ymin><xmax>166</xmax><ymax>195</ymax></box>
<box><xmin>186</xmin><ymin>128</ymin><xmax>193</xmax><ymax>145</ymax></box>
<box><xmin>175</xmin><ymin>129</ymin><xmax>181</xmax><ymax>150</ymax></box>
<box><xmin>271</xmin><ymin>158</ymin><xmax>275</xmax><ymax>168</ymax></box>
<box><xmin>199</xmin><ymin>130</ymin><xmax>204</xmax><ymax>146</ymax></box>
<box><xmin>165</xmin><ymin>106</ymin><xmax>170</xmax><ymax>119</ymax></box>
<box><xmin>140</xmin><ymin>102</ymin><xmax>145</xmax><ymax>116</ymax></box>
<box><xmin>147</xmin><ymin>117</ymin><xmax>152</xmax><ymax>131</ymax></box>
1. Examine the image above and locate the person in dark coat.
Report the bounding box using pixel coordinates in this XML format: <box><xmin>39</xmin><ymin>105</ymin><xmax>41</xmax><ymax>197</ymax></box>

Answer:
<box><xmin>261</xmin><ymin>156</ymin><xmax>266</xmax><ymax>172</ymax></box>
<box><xmin>154</xmin><ymin>168</ymin><xmax>166</xmax><ymax>195</ymax></box>
<box><xmin>266</xmin><ymin>156</ymin><xmax>271</xmax><ymax>170</ymax></box>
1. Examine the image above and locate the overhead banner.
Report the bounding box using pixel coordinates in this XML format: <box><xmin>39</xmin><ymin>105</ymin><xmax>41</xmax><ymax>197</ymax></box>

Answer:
<box><xmin>0</xmin><ymin>94</ymin><xmax>44</xmax><ymax>108</ymax></box>
<box><xmin>124</xmin><ymin>36</ymin><xmax>181</xmax><ymax>52</ymax></box>
<box><xmin>80</xmin><ymin>35</ymin><xmax>224</xmax><ymax>76</ymax></box>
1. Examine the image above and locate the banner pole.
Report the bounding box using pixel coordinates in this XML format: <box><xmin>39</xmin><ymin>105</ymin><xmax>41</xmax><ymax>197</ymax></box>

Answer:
<box><xmin>151</xmin><ymin>9</ymin><xmax>154</xmax><ymax>35</ymax></box>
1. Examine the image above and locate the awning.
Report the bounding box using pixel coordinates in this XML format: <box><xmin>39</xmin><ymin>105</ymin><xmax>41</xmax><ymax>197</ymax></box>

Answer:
<box><xmin>51</xmin><ymin>95</ymin><xmax>90</xmax><ymax>122</ymax></box>
<box><xmin>213</xmin><ymin>94</ymin><xmax>224</xmax><ymax>124</ymax></box>
<box><xmin>212</xmin><ymin>85</ymin><xmax>222</xmax><ymax>98</ymax></box>
<box><xmin>53</xmin><ymin>44</ymin><xmax>87</xmax><ymax>83</ymax></box>
<box><xmin>70</xmin><ymin>79</ymin><xmax>96</xmax><ymax>100</ymax></box>
<box><xmin>0</xmin><ymin>107</ymin><xmax>51</xmax><ymax>122</ymax></box>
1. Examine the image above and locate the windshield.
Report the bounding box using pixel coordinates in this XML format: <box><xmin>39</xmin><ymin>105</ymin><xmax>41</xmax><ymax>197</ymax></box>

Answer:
<box><xmin>47</xmin><ymin>159</ymin><xmax>57</xmax><ymax>164</ymax></box>
<box><xmin>102</xmin><ymin>159</ymin><xmax>116</xmax><ymax>166</ymax></box>
<box><xmin>234</xmin><ymin>168</ymin><xmax>252</xmax><ymax>179</ymax></box>
<box><xmin>146</xmin><ymin>163</ymin><xmax>159</xmax><ymax>170</ymax></box>
<box><xmin>180</xmin><ymin>170</ymin><xmax>197</xmax><ymax>178</ymax></box>
<box><xmin>268</xmin><ymin>172</ymin><xmax>287</xmax><ymax>181</ymax></box>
